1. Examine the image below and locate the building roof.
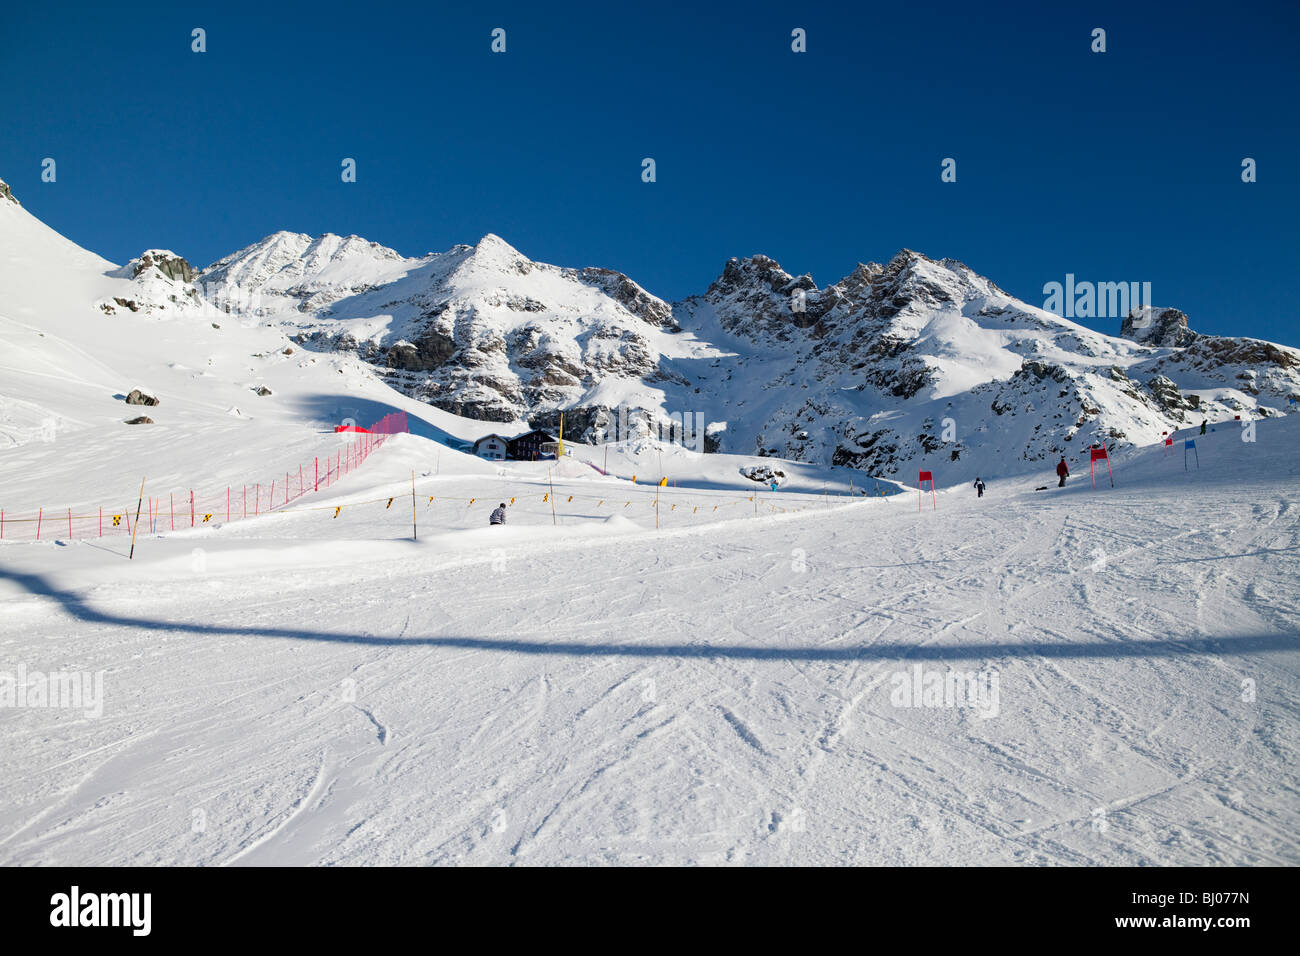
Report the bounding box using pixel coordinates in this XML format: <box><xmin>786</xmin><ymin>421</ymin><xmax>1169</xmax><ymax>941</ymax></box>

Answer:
<box><xmin>508</xmin><ymin>429</ymin><xmax>557</xmax><ymax>442</ymax></box>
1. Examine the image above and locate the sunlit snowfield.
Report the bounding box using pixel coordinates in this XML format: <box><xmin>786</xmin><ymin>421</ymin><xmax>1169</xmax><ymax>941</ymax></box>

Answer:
<box><xmin>2</xmin><ymin>419</ymin><xmax>1296</xmax><ymax>866</ymax></box>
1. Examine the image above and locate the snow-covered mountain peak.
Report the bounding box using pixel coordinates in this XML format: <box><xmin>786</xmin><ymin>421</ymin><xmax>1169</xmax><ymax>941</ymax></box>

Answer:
<box><xmin>5</xmin><ymin>192</ymin><xmax>1298</xmax><ymax>486</ymax></box>
<box><xmin>199</xmin><ymin>229</ymin><xmax>421</xmax><ymax>314</ymax></box>
<box><xmin>445</xmin><ymin>233</ymin><xmax>532</xmax><ymax>278</ymax></box>
<box><xmin>0</xmin><ymin>177</ymin><xmax>18</xmax><ymax>206</ymax></box>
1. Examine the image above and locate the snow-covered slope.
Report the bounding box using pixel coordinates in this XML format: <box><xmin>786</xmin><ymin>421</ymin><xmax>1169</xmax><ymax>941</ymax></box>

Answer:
<box><xmin>1</xmin><ymin>383</ymin><xmax>1296</xmax><ymax>866</ymax></box>
<box><xmin>0</xmin><ymin>179</ymin><xmax>505</xmax><ymax>512</ymax></box>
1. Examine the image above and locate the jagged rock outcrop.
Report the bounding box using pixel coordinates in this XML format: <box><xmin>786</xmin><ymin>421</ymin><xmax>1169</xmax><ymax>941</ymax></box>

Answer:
<box><xmin>1123</xmin><ymin>306</ymin><xmax>1198</xmax><ymax>348</ymax></box>
<box><xmin>0</xmin><ymin>178</ymin><xmax>17</xmax><ymax>206</ymax></box>
<box><xmin>128</xmin><ymin>250</ymin><xmax>197</xmax><ymax>283</ymax></box>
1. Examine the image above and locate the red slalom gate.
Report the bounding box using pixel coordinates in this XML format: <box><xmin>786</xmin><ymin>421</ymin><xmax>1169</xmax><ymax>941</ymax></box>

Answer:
<box><xmin>0</xmin><ymin>411</ymin><xmax>409</xmax><ymax>542</ymax></box>
<box><xmin>1089</xmin><ymin>446</ymin><xmax>1114</xmax><ymax>488</ymax></box>
<box><xmin>918</xmin><ymin>470</ymin><xmax>937</xmax><ymax>511</ymax></box>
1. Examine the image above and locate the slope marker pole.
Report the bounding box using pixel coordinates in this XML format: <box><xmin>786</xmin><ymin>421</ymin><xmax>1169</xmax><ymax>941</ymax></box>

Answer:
<box><xmin>549</xmin><ymin>468</ymin><xmax>557</xmax><ymax>526</ymax></box>
<box><xmin>129</xmin><ymin>478</ymin><xmax>146</xmax><ymax>560</ymax></box>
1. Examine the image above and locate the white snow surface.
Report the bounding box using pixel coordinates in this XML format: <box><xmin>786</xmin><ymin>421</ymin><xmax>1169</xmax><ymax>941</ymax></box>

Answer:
<box><xmin>1</xmin><ymin>191</ymin><xmax>1297</xmax><ymax>866</ymax></box>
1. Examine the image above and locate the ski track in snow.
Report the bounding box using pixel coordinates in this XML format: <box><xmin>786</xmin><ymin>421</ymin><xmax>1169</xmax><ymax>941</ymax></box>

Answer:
<box><xmin>1</xmin><ymin>427</ymin><xmax>1298</xmax><ymax>865</ymax></box>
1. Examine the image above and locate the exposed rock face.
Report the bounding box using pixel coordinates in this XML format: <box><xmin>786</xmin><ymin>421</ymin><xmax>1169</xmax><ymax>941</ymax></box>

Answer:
<box><xmin>253</xmin><ymin>385</ymin><xmax>273</xmax><ymax>396</ymax></box>
<box><xmin>1146</xmin><ymin>375</ymin><xmax>1195</xmax><ymax>419</ymax></box>
<box><xmin>0</xmin><ymin>178</ymin><xmax>17</xmax><ymax>206</ymax></box>
<box><xmin>1123</xmin><ymin>306</ymin><xmax>1198</xmax><ymax>348</ymax></box>
<box><xmin>125</xmin><ymin>388</ymin><xmax>160</xmax><ymax>406</ymax></box>
<box><xmin>575</xmin><ymin>267</ymin><xmax>677</xmax><ymax>328</ymax></box>
<box><xmin>386</xmin><ymin>330</ymin><xmax>457</xmax><ymax>372</ymax></box>
<box><xmin>124</xmin><ymin>416</ymin><xmax>154</xmax><ymax>425</ymax></box>
<box><xmin>129</xmin><ymin>250</ymin><xmax>198</xmax><ymax>283</ymax></box>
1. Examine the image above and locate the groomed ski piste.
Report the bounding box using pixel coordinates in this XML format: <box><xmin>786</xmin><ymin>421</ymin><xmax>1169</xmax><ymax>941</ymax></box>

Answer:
<box><xmin>1</xmin><ymin>194</ymin><xmax>1298</xmax><ymax>867</ymax></box>
<box><xmin>1</xmin><ymin>409</ymin><xmax>1297</xmax><ymax>865</ymax></box>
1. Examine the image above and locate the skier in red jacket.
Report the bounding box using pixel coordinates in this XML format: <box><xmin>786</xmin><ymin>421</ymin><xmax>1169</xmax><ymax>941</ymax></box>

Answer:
<box><xmin>1056</xmin><ymin>456</ymin><xmax>1069</xmax><ymax>487</ymax></box>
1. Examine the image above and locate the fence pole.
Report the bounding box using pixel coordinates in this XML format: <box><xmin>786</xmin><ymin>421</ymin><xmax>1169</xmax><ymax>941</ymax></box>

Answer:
<box><xmin>315</xmin><ymin>458</ymin><xmax>319</xmax><ymax>492</ymax></box>
<box><xmin>170</xmin><ymin>493</ymin><xmax>175</xmax><ymax>530</ymax></box>
<box><xmin>190</xmin><ymin>490</ymin><xmax>195</xmax><ymax>527</ymax></box>
<box><xmin>227</xmin><ymin>487</ymin><xmax>231</xmax><ymax>522</ymax></box>
<box><xmin>1</xmin><ymin>508</ymin><xmax>4</xmax><ymax>539</ymax></box>
<box><xmin>68</xmin><ymin>508</ymin><xmax>72</xmax><ymax>538</ymax></box>
<box><xmin>36</xmin><ymin>507</ymin><xmax>42</xmax><ymax>540</ymax></box>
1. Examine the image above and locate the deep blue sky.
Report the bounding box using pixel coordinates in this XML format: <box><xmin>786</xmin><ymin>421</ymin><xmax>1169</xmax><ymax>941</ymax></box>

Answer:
<box><xmin>3</xmin><ymin>1</ymin><xmax>1297</xmax><ymax>342</ymax></box>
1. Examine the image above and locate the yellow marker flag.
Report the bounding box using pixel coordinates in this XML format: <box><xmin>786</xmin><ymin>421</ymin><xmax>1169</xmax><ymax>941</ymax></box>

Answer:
<box><xmin>386</xmin><ymin>498</ymin><xmax>394</xmax><ymax>508</ymax></box>
<box><xmin>428</xmin><ymin>496</ymin><xmax>434</xmax><ymax>503</ymax></box>
<box><xmin>659</xmin><ymin>477</ymin><xmax>667</xmax><ymax>487</ymax></box>
<box><xmin>333</xmin><ymin>506</ymin><xmax>341</xmax><ymax>518</ymax></box>
<box><xmin>543</xmin><ymin>493</ymin><xmax>549</xmax><ymax>502</ymax></box>
<box><xmin>203</xmin><ymin>514</ymin><xmax>212</xmax><ymax>522</ymax></box>
<box><xmin>510</xmin><ymin>497</ymin><xmax>515</xmax><ymax>505</ymax></box>
<box><xmin>468</xmin><ymin>498</ymin><xmax>476</xmax><ymax>506</ymax></box>
<box><xmin>567</xmin><ymin>495</ymin><xmax>573</xmax><ymax>502</ymax></box>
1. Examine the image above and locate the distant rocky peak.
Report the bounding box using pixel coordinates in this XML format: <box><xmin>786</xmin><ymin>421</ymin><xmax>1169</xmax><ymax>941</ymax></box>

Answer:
<box><xmin>1122</xmin><ymin>306</ymin><xmax>1198</xmax><ymax>348</ymax></box>
<box><xmin>128</xmin><ymin>249</ymin><xmax>196</xmax><ymax>283</ymax></box>
<box><xmin>829</xmin><ymin>261</ymin><xmax>884</xmax><ymax>297</ymax></box>
<box><xmin>0</xmin><ymin>178</ymin><xmax>18</xmax><ymax>206</ymax></box>
<box><xmin>707</xmin><ymin>254</ymin><xmax>802</xmax><ymax>299</ymax></box>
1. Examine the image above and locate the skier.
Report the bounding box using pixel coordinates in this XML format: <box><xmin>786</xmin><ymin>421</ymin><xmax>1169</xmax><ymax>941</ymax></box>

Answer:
<box><xmin>973</xmin><ymin>477</ymin><xmax>986</xmax><ymax>498</ymax></box>
<box><xmin>489</xmin><ymin>502</ymin><xmax>507</xmax><ymax>526</ymax></box>
<box><xmin>1056</xmin><ymin>456</ymin><xmax>1069</xmax><ymax>488</ymax></box>
<box><xmin>1200</xmin><ymin>419</ymin><xmax>1207</xmax><ymax>436</ymax></box>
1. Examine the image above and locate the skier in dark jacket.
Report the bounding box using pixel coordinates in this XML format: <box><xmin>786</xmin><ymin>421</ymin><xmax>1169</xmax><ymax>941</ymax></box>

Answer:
<box><xmin>1200</xmin><ymin>419</ymin><xmax>1207</xmax><ymax>435</ymax></box>
<box><xmin>973</xmin><ymin>477</ymin><xmax>986</xmax><ymax>498</ymax></box>
<box><xmin>489</xmin><ymin>503</ymin><xmax>507</xmax><ymax>526</ymax></box>
<box><xmin>1056</xmin><ymin>457</ymin><xmax>1069</xmax><ymax>488</ymax></box>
